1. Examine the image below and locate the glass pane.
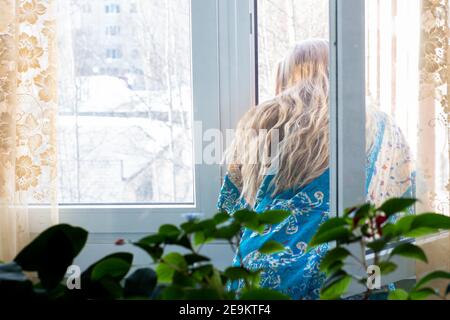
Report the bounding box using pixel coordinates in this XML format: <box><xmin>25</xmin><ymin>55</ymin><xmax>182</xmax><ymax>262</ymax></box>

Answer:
<box><xmin>257</xmin><ymin>0</ymin><xmax>329</xmax><ymax>102</ymax></box>
<box><xmin>365</xmin><ymin>0</ymin><xmax>420</xmax><ymax>207</ymax></box>
<box><xmin>365</xmin><ymin>0</ymin><xmax>450</xmax><ymax>288</ymax></box>
<box><xmin>56</xmin><ymin>1</ymin><xmax>194</xmax><ymax>205</ymax></box>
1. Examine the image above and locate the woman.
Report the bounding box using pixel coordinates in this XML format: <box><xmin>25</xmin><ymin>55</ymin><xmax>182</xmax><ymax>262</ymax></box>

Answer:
<box><xmin>217</xmin><ymin>39</ymin><xmax>414</xmax><ymax>299</ymax></box>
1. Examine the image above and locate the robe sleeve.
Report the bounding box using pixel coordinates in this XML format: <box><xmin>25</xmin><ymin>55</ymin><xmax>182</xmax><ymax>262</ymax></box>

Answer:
<box><xmin>217</xmin><ymin>165</ymin><xmax>248</xmax><ymax>214</ymax></box>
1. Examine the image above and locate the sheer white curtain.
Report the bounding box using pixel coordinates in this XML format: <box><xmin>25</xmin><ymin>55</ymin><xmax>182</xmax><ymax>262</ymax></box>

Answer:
<box><xmin>365</xmin><ymin>0</ymin><xmax>450</xmax><ymax>295</ymax></box>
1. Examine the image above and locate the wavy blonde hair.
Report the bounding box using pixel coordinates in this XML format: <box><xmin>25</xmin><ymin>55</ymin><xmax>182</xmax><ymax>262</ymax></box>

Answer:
<box><xmin>226</xmin><ymin>39</ymin><xmax>330</xmax><ymax>206</ymax></box>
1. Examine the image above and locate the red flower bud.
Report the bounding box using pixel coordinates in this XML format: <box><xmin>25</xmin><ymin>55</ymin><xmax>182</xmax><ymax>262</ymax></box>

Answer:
<box><xmin>353</xmin><ymin>216</ymin><xmax>361</xmax><ymax>227</ymax></box>
<box><xmin>115</xmin><ymin>239</ymin><xmax>126</xmax><ymax>246</ymax></box>
<box><xmin>375</xmin><ymin>215</ymin><xmax>388</xmax><ymax>227</ymax></box>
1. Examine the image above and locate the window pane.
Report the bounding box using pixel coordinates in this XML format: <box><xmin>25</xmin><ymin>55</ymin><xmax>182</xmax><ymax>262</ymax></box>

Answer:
<box><xmin>257</xmin><ymin>0</ymin><xmax>329</xmax><ymax>102</ymax></box>
<box><xmin>56</xmin><ymin>0</ymin><xmax>194</xmax><ymax>205</ymax></box>
<box><xmin>365</xmin><ymin>0</ymin><xmax>422</xmax><ymax>207</ymax></box>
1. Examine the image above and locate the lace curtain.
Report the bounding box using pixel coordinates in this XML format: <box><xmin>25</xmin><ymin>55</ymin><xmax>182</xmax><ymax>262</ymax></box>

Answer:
<box><xmin>417</xmin><ymin>0</ymin><xmax>450</xmax><ymax>294</ymax></box>
<box><xmin>0</xmin><ymin>0</ymin><xmax>57</xmax><ymax>261</ymax></box>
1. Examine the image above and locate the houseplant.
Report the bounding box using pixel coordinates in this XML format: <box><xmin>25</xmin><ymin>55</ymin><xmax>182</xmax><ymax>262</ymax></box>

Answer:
<box><xmin>310</xmin><ymin>198</ymin><xmax>450</xmax><ymax>300</ymax></box>
<box><xmin>0</xmin><ymin>198</ymin><xmax>449</xmax><ymax>300</ymax></box>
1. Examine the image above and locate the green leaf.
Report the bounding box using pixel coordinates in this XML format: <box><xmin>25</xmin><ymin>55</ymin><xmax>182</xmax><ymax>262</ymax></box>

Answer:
<box><xmin>224</xmin><ymin>267</ymin><xmax>253</xmax><ymax>281</ymax></box>
<box><xmin>124</xmin><ymin>268</ymin><xmax>157</xmax><ymax>298</ymax></box>
<box><xmin>213</xmin><ymin>223</ymin><xmax>242</xmax><ymax>240</ymax></box>
<box><xmin>319</xmin><ymin>247</ymin><xmax>350</xmax><ymax>273</ymax></box>
<box><xmin>405</xmin><ymin>228</ymin><xmax>439</xmax><ymax>238</ymax></box>
<box><xmin>158</xmin><ymin>225</ymin><xmax>181</xmax><ymax>240</ymax></box>
<box><xmin>409</xmin><ymin>288</ymin><xmax>437</xmax><ymax>300</ymax></box>
<box><xmin>379</xmin><ymin>261</ymin><xmax>397</xmax><ymax>275</ymax></box>
<box><xmin>390</xmin><ymin>243</ymin><xmax>428</xmax><ymax>263</ymax></box>
<box><xmin>320</xmin><ymin>271</ymin><xmax>352</xmax><ymax>300</ymax></box>
<box><xmin>160</xmin><ymin>285</ymin><xmax>185</xmax><ymax>300</ymax></box>
<box><xmin>446</xmin><ymin>283</ymin><xmax>450</xmax><ymax>297</ymax></box>
<box><xmin>76</xmin><ymin>252</ymin><xmax>133</xmax><ymax>300</ymax></box>
<box><xmin>184</xmin><ymin>253</ymin><xmax>210</xmax><ymax>265</ymax></box>
<box><xmin>316</xmin><ymin>218</ymin><xmax>349</xmax><ymax>235</ymax></box>
<box><xmin>310</xmin><ymin>227</ymin><xmax>352</xmax><ymax>247</ymax></box>
<box><xmin>377</xmin><ymin>198</ymin><xmax>417</xmax><ymax>217</ymax></box>
<box><xmin>98</xmin><ymin>277</ymin><xmax>123</xmax><ymax>299</ymax></box>
<box><xmin>395</xmin><ymin>213</ymin><xmax>449</xmax><ymax>238</ymax></box>
<box><xmin>325</xmin><ymin>261</ymin><xmax>344</xmax><ymax>276</ymax></box>
<box><xmin>180</xmin><ymin>221</ymin><xmax>197</xmax><ymax>233</ymax></box>
<box><xmin>240</xmin><ymin>288</ymin><xmax>290</xmax><ymax>300</ymax></box>
<box><xmin>233</xmin><ymin>210</ymin><xmax>261</xmax><ymax>231</ymax></box>
<box><xmin>192</xmin><ymin>265</ymin><xmax>214</xmax><ymax>280</ymax></box>
<box><xmin>173</xmin><ymin>234</ymin><xmax>193</xmax><ymax>251</ymax></box>
<box><xmin>208</xmin><ymin>269</ymin><xmax>225</xmax><ymax>295</ymax></box>
<box><xmin>134</xmin><ymin>243</ymin><xmax>163</xmax><ymax>262</ymax></box>
<box><xmin>415</xmin><ymin>270</ymin><xmax>450</xmax><ymax>289</ymax></box>
<box><xmin>14</xmin><ymin>224</ymin><xmax>88</xmax><ymax>290</ymax></box>
<box><xmin>233</xmin><ymin>210</ymin><xmax>259</xmax><ymax>223</ymax></box>
<box><xmin>395</xmin><ymin>215</ymin><xmax>416</xmax><ymax>234</ymax></box>
<box><xmin>91</xmin><ymin>257</ymin><xmax>132</xmax><ymax>282</ymax></box>
<box><xmin>193</xmin><ymin>232</ymin><xmax>211</xmax><ymax>246</ymax></box>
<box><xmin>181</xmin><ymin>219</ymin><xmax>216</xmax><ymax>234</ymax></box>
<box><xmin>258</xmin><ymin>210</ymin><xmax>291</xmax><ymax>225</ymax></box>
<box><xmin>162</xmin><ymin>252</ymin><xmax>188</xmax><ymax>270</ymax></box>
<box><xmin>367</xmin><ymin>239</ymin><xmax>389</xmax><ymax>253</ymax></box>
<box><xmin>156</xmin><ymin>263</ymin><xmax>175</xmax><ymax>284</ymax></box>
<box><xmin>382</xmin><ymin>223</ymin><xmax>398</xmax><ymax>238</ymax></box>
<box><xmin>213</xmin><ymin>212</ymin><xmax>230</xmax><ymax>225</ymax></box>
<box><xmin>344</xmin><ymin>206</ymin><xmax>358</xmax><ymax>217</ymax></box>
<box><xmin>156</xmin><ymin>253</ymin><xmax>188</xmax><ymax>284</ymax></box>
<box><xmin>411</xmin><ymin>213</ymin><xmax>450</xmax><ymax>230</ymax></box>
<box><xmin>388</xmin><ymin>289</ymin><xmax>409</xmax><ymax>300</ymax></box>
<box><xmin>258</xmin><ymin>240</ymin><xmax>286</xmax><ymax>254</ymax></box>
<box><xmin>138</xmin><ymin>234</ymin><xmax>165</xmax><ymax>246</ymax></box>
<box><xmin>353</xmin><ymin>204</ymin><xmax>373</xmax><ymax>221</ymax></box>
<box><xmin>172</xmin><ymin>271</ymin><xmax>197</xmax><ymax>287</ymax></box>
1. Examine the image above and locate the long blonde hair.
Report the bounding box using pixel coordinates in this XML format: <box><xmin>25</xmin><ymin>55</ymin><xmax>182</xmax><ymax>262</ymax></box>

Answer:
<box><xmin>226</xmin><ymin>39</ymin><xmax>330</xmax><ymax>206</ymax></box>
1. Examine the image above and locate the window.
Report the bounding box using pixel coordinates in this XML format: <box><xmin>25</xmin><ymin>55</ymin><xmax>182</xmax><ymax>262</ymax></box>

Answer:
<box><xmin>105</xmin><ymin>48</ymin><xmax>122</xmax><ymax>59</ymax></box>
<box><xmin>256</xmin><ymin>0</ymin><xmax>329</xmax><ymax>102</ymax></box>
<box><xmin>105</xmin><ymin>26</ymin><xmax>121</xmax><ymax>36</ymax></box>
<box><xmin>57</xmin><ymin>0</ymin><xmax>195</xmax><ymax>205</ymax></box>
<box><xmin>105</xmin><ymin>4</ymin><xmax>120</xmax><ymax>14</ymax></box>
<box><xmin>130</xmin><ymin>3</ymin><xmax>137</xmax><ymax>13</ymax></box>
<box><xmin>82</xmin><ymin>3</ymin><xmax>91</xmax><ymax>13</ymax></box>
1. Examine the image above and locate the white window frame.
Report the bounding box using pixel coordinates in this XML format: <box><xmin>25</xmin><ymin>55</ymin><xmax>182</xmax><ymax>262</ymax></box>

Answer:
<box><xmin>329</xmin><ymin>0</ymin><xmax>415</xmax><ymax>293</ymax></box>
<box><xmin>31</xmin><ymin>0</ymin><xmax>225</xmax><ymax>235</ymax></box>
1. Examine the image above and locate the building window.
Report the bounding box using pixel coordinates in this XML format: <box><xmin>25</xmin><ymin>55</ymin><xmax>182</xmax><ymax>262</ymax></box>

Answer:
<box><xmin>105</xmin><ymin>26</ymin><xmax>121</xmax><ymax>36</ymax></box>
<box><xmin>105</xmin><ymin>4</ymin><xmax>120</xmax><ymax>14</ymax></box>
<box><xmin>106</xmin><ymin>48</ymin><xmax>122</xmax><ymax>59</ymax></box>
<box><xmin>82</xmin><ymin>3</ymin><xmax>91</xmax><ymax>13</ymax></box>
<box><xmin>130</xmin><ymin>3</ymin><xmax>137</xmax><ymax>13</ymax></box>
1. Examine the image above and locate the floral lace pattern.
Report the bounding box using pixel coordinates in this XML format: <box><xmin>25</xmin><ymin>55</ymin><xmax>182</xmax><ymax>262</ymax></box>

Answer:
<box><xmin>416</xmin><ymin>0</ymin><xmax>450</xmax><ymax>293</ymax></box>
<box><xmin>0</xmin><ymin>0</ymin><xmax>57</xmax><ymax>261</ymax></box>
